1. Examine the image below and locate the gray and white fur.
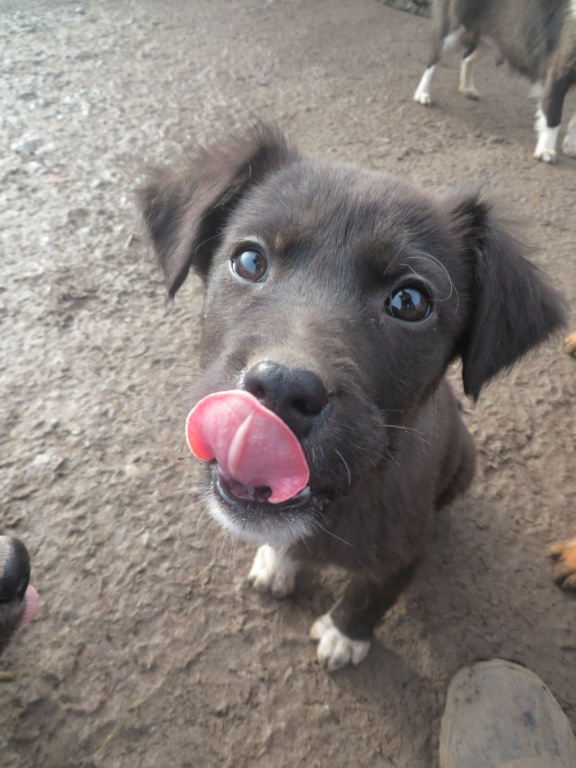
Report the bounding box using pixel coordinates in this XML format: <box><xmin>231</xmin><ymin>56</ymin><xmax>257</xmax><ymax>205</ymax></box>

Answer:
<box><xmin>414</xmin><ymin>0</ymin><xmax>576</xmax><ymax>163</ymax></box>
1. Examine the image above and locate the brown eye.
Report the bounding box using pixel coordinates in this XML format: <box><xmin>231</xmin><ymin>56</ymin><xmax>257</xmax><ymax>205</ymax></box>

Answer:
<box><xmin>385</xmin><ymin>285</ymin><xmax>432</xmax><ymax>322</ymax></box>
<box><xmin>231</xmin><ymin>249</ymin><xmax>268</xmax><ymax>282</ymax></box>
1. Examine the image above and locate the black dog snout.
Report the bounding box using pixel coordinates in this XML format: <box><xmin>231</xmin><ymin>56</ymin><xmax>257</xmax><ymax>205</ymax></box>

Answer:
<box><xmin>0</xmin><ymin>537</ymin><xmax>31</xmax><ymax>604</ymax></box>
<box><xmin>243</xmin><ymin>361</ymin><xmax>330</xmax><ymax>438</ymax></box>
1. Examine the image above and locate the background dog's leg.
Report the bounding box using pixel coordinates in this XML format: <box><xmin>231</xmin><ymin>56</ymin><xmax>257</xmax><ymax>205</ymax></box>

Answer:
<box><xmin>458</xmin><ymin>41</ymin><xmax>487</xmax><ymax>101</ymax></box>
<box><xmin>562</xmin><ymin>112</ymin><xmax>576</xmax><ymax>158</ymax></box>
<box><xmin>534</xmin><ymin>66</ymin><xmax>568</xmax><ymax>163</ymax></box>
<box><xmin>248</xmin><ymin>544</ymin><xmax>299</xmax><ymax>597</ymax></box>
<box><xmin>414</xmin><ymin>64</ymin><xmax>437</xmax><ymax>106</ymax></box>
<box><xmin>534</xmin><ymin>111</ymin><xmax>561</xmax><ymax>164</ymax></box>
<box><xmin>414</xmin><ymin>16</ymin><xmax>464</xmax><ymax>106</ymax></box>
<box><xmin>310</xmin><ymin>562</ymin><xmax>418</xmax><ymax>671</ymax></box>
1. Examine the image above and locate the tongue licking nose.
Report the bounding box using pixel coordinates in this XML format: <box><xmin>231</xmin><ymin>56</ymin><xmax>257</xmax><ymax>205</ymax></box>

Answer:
<box><xmin>185</xmin><ymin>390</ymin><xmax>310</xmax><ymax>503</ymax></box>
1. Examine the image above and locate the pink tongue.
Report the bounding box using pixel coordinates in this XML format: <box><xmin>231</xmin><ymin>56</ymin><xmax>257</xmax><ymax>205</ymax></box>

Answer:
<box><xmin>186</xmin><ymin>390</ymin><xmax>309</xmax><ymax>504</ymax></box>
<box><xmin>17</xmin><ymin>584</ymin><xmax>39</xmax><ymax>629</ymax></box>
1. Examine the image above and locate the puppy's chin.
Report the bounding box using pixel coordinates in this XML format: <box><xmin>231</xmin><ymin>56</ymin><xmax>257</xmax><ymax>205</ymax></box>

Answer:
<box><xmin>204</xmin><ymin>468</ymin><xmax>321</xmax><ymax>547</ymax></box>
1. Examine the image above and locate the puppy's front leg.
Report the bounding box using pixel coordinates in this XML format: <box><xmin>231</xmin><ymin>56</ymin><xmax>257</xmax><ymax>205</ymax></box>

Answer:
<box><xmin>248</xmin><ymin>544</ymin><xmax>299</xmax><ymax>597</ymax></box>
<box><xmin>310</xmin><ymin>562</ymin><xmax>418</xmax><ymax>671</ymax></box>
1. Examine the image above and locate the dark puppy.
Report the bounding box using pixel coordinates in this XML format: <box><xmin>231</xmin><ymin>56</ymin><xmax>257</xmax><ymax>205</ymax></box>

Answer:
<box><xmin>0</xmin><ymin>536</ymin><xmax>37</xmax><ymax>654</ymax></box>
<box><xmin>140</xmin><ymin>124</ymin><xmax>565</xmax><ymax>670</ymax></box>
<box><xmin>414</xmin><ymin>0</ymin><xmax>576</xmax><ymax>163</ymax></box>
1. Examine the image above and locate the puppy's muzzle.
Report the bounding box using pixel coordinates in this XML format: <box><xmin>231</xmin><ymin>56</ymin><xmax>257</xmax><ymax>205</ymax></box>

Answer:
<box><xmin>241</xmin><ymin>360</ymin><xmax>331</xmax><ymax>440</ymax></box>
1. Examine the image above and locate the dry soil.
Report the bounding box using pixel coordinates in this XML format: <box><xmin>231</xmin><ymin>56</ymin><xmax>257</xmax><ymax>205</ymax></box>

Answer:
<box><xmin>1</xmin><ymin>2</ymin><xmax>575</xmax><ymax>767</ymax></box>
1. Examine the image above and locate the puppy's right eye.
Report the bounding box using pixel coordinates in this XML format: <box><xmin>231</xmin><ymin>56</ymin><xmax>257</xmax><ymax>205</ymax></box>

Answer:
<box><xmin>231</xmin><ymin>249</ymin><xmax>268</xmax><ymax>282</ymax></box>
<box><xmin>384</xmin><ymin>285</ymin><xmax>432</xmax><ymax>322</ymax></box>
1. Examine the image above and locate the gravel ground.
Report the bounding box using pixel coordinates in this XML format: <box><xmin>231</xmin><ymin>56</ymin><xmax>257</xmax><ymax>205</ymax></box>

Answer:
<box><xmin>1</xmin><ymin>1</ymin><xmax>575</xmax><ymax>766</ymax></box>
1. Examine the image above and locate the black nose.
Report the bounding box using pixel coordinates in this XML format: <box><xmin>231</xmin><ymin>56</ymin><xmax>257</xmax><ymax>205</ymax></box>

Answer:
<box><xmin>0</xmin><ymin>537</ymin><xmax>31</xmax><ymax>604</ymax></box>
<box><xmin>243</xmin><ymin>361</ymin><xmax>330</xmax><ymax>439</ymax></box>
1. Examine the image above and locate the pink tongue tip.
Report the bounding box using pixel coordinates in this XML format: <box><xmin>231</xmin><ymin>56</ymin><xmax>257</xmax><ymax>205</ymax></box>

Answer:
<box><xmin>17</xmin><ymin>584</ymin><xmax>39</xmax><ymax>629</ymax></box>
<box><xmin>186</xmin><ymin>390</ymin><xmax>309</xmax><ymax>504</ymax></box>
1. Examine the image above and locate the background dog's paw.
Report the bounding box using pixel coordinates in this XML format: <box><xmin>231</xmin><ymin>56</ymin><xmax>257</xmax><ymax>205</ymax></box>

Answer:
<box><xmin>550</xmin><ymin>537</ymin><xmax>576</xmax><ymax>590</ymax></box>
<box><xmin>309</xmin><ymin>613</ymin><xmax>370</xmax><ymax>671</ymax></box>
<box><xmin>460</xmin><ymin>85</ymin><xmax>480</xmax><ymax>101</ymax></box>
<box><xmin>247</xmin><ymin>544</ymin><xmax>297</xmax><ymax>597</ymax></box>
<box><xmin>413</xmin><ymin>90</ymin><xmax>431</xmax><ymax>107</ymax></box>
<box><xmin>534</xmin><ymin>147</ymin><xmax>557</xmax><ymax>164</ymax></box>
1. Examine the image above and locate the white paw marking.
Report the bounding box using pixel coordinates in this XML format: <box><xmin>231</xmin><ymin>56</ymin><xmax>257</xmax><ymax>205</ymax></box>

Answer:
<box><xmin>248</xmin><ymin>544</ymin><xmax>298</xmax><ymax>597</ymax></box>
<box><xmin>460</xmin><ymin>86</ymin><xmax>480</xmax><ymax>101</ymax></box>
<box><xmin>309</xmin><ymin>613</ymin><xmax>370</xmax><ymax>671</ymax></box>
<box><xmin>414</xmin><ymin>90</ymin><xmax>432</xmax><ymax>106</ymax></box>
<box><xmin>414</xmin><ymin>66</ymin><xmax>435</xmax><ymax>106</ymax></box>
<box><xmin>459</xmin><ymin>44</ymin><xmax>486</xmax><ymax>100</ymax></box>
<box><xmin>535</xmin><ymin>148</ymin><xmax>558</xmax><ymax>164</ymax></box>
<box><xmin>534</xmin><ymin>110</ymin><xmax>559</xmax><ymax>163</ymax></box>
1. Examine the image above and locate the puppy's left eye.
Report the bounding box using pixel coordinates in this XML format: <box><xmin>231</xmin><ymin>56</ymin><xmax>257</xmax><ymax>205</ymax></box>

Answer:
<box><xmin>385</xmin><ymin>285</ymin><xmax>432</xmax><ymax>322</ymax></box>
<box><xmin>231</xmin><ymin>249</ymin><xmax>268</xmax><ymax>282</ymax></box>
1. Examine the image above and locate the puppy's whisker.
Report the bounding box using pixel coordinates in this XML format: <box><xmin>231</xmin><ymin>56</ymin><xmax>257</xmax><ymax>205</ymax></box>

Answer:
<box><xmin>192</xmin><ymin>232</ymin><xmax>222</xmax><ymax>257</ymax></box>
<box><xmin>313</xmin><ymin>521</ymin><xmax>354</xmax><ymax>548</ymax></box>
<box><xmin>382</xmin><ymin>424</ymin><xmax>430</xmax><ymax>444</ymax></box>
<box><xmin>195</xmin><ymin>504</ymin><xmax>211</xmax><ymax>539</ymax></box>
<box><xmin>227</xmin><ymin>533</ymin><xmax>240</xmax><ymax>575</ymax></box>
<box><xmin>168</xmin><ymin>498</ymin><xmax>200</xmax><ymax>520</ymax></box>
<box><xmin>199</xmin><ymin>516</ymin><xmax>218</xmax><ymax>543</ymax></box>
<box><xmin>335</xmin><ymin>449</ymin><xmax>352</xmax><ymax>486</ymax></box>
<box><xmin>216</xmin><ymin>529</ymin><xmax>232</xmax><ymax>567</ymax></box>
<box><xmin>198</xmin><ymin>489</ymin><xmax>221</xmax><ymax>541</ymax></box>
<box><xmin>169</xmin><ymin>363</ymin><xmax>202</xmax><ymax>371</ymax></box>
<box><xmin>165</xmin><ymin>509</ymin><xmax>184</xmax><ymax>523</ymax></box>
<box><xmin>405</xmin><ymin>250</ymin><xmax>460</xmax><ymax>311</ymax></box>
<box><xmin>402</xmin><ymin>254</ymin><xmax>456</xmax><ymax>305</ymax></box>
<box><xmin>382</xmin><ymin>424</ymin><xmax>424</xmax><ymax>435</ymax></box>
<box><xmin>166</xmin><ymin>486</ymin><xmax>200</xmax><ymax>498</ymax></box>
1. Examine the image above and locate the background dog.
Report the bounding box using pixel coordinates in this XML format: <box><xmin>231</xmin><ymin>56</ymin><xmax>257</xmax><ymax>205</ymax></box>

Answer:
<box><xmin>0</xmin><ymin>536</ymin><xmax>37</xmax><ymax>654</ymax></box>
<box><xmin>139</xmin><ymin>123</ymin><xmax>565</xmax><ymax>670</ymax></box>
<box><xmin>414</xmin><ymin>0</ymin><xmax>576</xmax><ymax>163</ymax></box>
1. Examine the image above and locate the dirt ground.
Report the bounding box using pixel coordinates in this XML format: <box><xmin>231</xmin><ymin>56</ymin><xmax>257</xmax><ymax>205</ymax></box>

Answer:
<box><xmin>1</xmin><ymin>1</ymin><xmax>575</xmax><ymax>766</ymax></box>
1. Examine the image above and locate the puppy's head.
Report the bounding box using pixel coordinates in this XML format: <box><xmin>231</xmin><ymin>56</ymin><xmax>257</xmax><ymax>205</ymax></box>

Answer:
<box><xmin>139</xmin><ymin>123</ymin><xmax>566</xmax><ymax>545</ymax></box>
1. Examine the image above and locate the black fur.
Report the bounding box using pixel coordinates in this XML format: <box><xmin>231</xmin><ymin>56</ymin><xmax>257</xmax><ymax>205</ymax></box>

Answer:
<box><xmin>140</xmin><ymin>123</ymin><xmax>566</xmax><ymax>664</ymax></box>
<box><xmin>0</xmin><ymin>536</ymin><xmax>31</xmax><ymax>654</ymax></box>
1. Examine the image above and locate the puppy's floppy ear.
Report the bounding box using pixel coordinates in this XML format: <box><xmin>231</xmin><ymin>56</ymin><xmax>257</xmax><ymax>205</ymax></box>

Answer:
<box><xmin>448</xmin><ymin>190</ymin><xmax>566</xmax><ymax>401</ymax></box>
<box><xmin>137</xmin><ymin>122</ymin><xmax>297</xmax><ymax>297</ymax></box>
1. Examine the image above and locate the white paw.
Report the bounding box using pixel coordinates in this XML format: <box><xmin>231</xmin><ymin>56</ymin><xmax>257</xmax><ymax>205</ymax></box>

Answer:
<box><xmin>460</xmin><ymin>86</ymin><xmax>480</xmax><ymax>101</ymax></box>
<box><xmin>534</xmin><ymin>148</ymin><xmax>557</xmax><ymax>164</ymax></box>
<box><xmin>534</xmin><ymin>114</ymin><xmax>559</xmax><ymax>164</ymax></box>
<box><xmin>414</xmin><ymin>66</ymin><xmax>435</xmax><ymax>107</ymax></box>
<box><xmin>414</xmin><ymin>89</ymin><xmax>431</xmax><ymax>107</ymax></box>
<box><xmin>247</xmin><ymin>544</ymin><xmax>298</xmax><ymax>597</ymax></box>
<box><xmin>309</xmin><ymin>613</ymin><xmax>370</xmax><ymax>671</ymax></box>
